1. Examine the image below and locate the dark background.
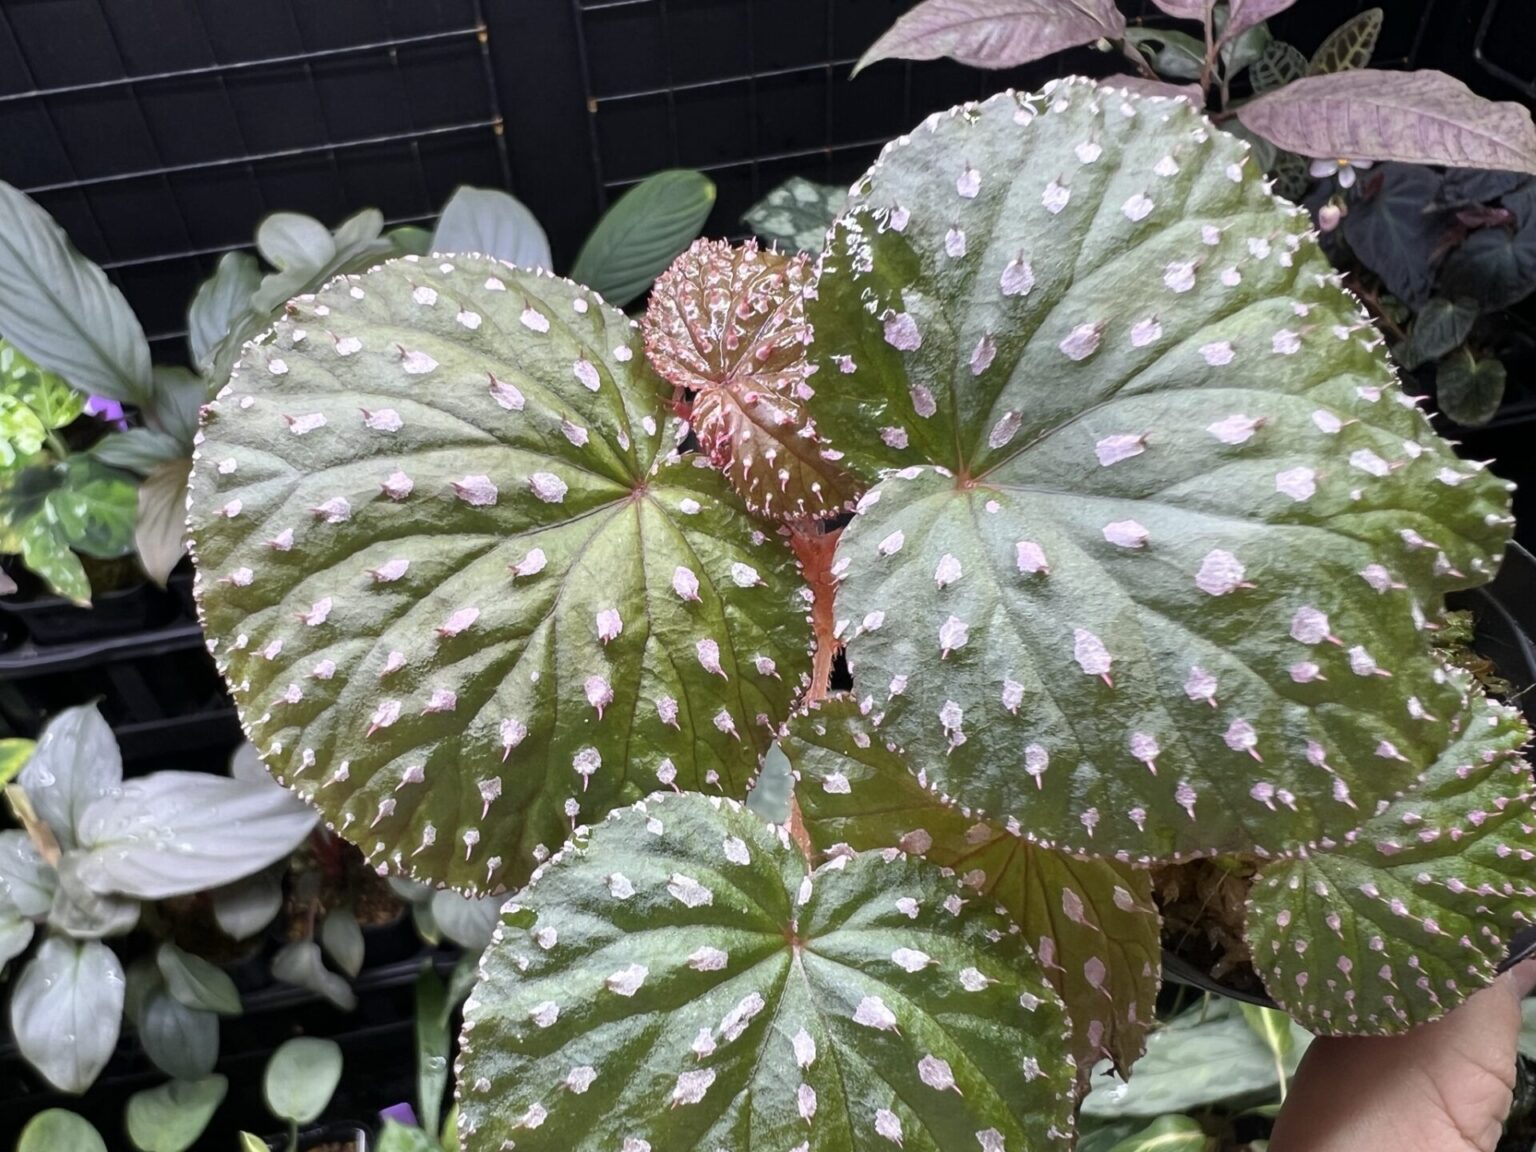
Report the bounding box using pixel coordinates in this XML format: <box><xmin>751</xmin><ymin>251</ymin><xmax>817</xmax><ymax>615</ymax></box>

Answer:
<box><xmin>0</xmin><ymin>0</ymin><xmax>1530</xmax><ymax>368</ymax></box>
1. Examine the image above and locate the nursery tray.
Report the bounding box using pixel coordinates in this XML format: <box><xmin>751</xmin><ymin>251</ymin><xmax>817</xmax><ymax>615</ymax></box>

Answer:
<box><xmin>1163</xmin><ymin>541</ymin><xmax>1536</xmax><ymax>1006</ymax></box>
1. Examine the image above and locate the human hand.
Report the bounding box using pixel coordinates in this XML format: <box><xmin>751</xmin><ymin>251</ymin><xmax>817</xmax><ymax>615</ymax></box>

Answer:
<box><xmin>1269</xmin><ymin>960</ymin><xmax>1536</xmax><ymax>1152</ymax></box>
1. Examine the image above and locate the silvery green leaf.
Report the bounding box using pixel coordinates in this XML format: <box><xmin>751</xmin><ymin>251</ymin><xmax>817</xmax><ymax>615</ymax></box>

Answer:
<box><xmin>805</xmin><ymin>80</ymin><xmax>1510</xmax><ymax>861</ymax></box>
<box><xmin>187</xmin><ymin>257</ymin><xmax>809</xmax><ymax>894</ymax></box>
<box><xmin>272</xmin><ymin>939</ymin><xmax>357</xmax><ymax>1012</ymax></box>
<box><xmin>20</xmin><ymin>704</ymin><xmax>123</xmax><ymax>851</ymax></box>
<box><xmin>264</xmin><ymin>1036</ymin><xmax>344</xmax><ymax>1125</ymax></box>
<box><xmin>125</xmin><ymin>1074</ymin><xmax>228</xmax><ymax>1152</ymax></box>
<box><xmin>428</xmin><ymin>889</ymin><xmax>500</xmax><ymax>952</ymax></box>
<box><xmin>856</xmin><ymin>0</ymin><xmax>1126</xmax><ymax>73</ymax></box>
<box><xmin>10</xmin><ymin>936</ymin><xmax>125</xmax><ymax>1093</ymax></box>
<box><xmin>432</xmin><ymin>187</ymin><xmax>552</xmax><ymax>270</ymax></box>
<box><xmin>17</xmin><ymin>1110</ymin><xmax>108</xmax><ymax>1152</ymax></box>
<box><xmin>210</xmin><ymin>866</ymin><xmax>285</xmax><ymax>941</ymax></box>
<box><xmin>189</xmin><ymin>251</ymin><xmax>262</xmax><ymax>373</ymax></box>
<box><xmin>389</xmin><ymin>875</ymin><xmax>433</xmax><ymax>904</ymax></box>
<box><xmin>1082</xmin><ymin>997</ymin><xmax>1308</xmax><ymax>1118</ymax></box>
<box><xmin>320</xmin><ymin>905</ymin><xmax>365</xmax><ymax>978</ymax></box>
<box><xmin>157</xmin><ymin>942</ymin><xmax>243</xmax><ymax>1016</ymax></box>
<box><xmin>460</xmin><ymin>793</ymin><xmax>1077</xmax><ymax>1152</ymax></box>
<box><xmin>744</xmin><ymin>742</ymin><xmax>793</xmax><ymax>824</ymax></box>
<box><xmin>0</xmin><ymin>914</ymin><xmax>34</xmax><ymax>968</ymax></box>
<box><xmin>0</xmin><ymin>828</ymin><xmax>56</xmax><ymax>917</ymax></box>
<box><xmin>73</xmin><ymin>771</ymin><xmax>317</xmax><ymax>900</ymax></box>
<box><xmin>138</xmin><ymin>986</ymin><xmax>219</xmax><ymax>1081</ymax></box>
<box><xmin>256</xmin><ymin>213</ymin><xmax>336</xmax><ymax>275</ymax></box>
<box><xmin>0</xmin><ymin>181</ymin><xmax>153</xmax><ymax>407</ymax></box>
<box><xmin>136</xmin><ymin>459</ymin><xmax>192</xmax><ymax>587</ymax></box>
<box><xmin>49</xmin><ymin>854</ymin><xmax>139</xmax><ymax>939</ymax></box>
<box><xmin>570</xmin><ymin>170</ymin><xmax>717</xmax><ymax>306</ymax></box>
<box><xmin>1238</xmin><ymin>70</ymin><xmax>1536</xmax><ymax>172</ymax></box>
<box><xmin>742</xmin><ymin>177</ymin><xmax>847</xmax><ymax>254</ymax></box>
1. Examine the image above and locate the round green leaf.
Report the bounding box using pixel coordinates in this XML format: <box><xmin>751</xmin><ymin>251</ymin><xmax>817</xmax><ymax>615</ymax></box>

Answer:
<box><xmin>125</xmin><ymin>1075</ymin><xmax>229</xmax><ymax>1152</ymax></box>
<box><xmin>188</xmin><ymin>256</ymin><xmax>810</xmax><ymax>894</ymax></box>
<box><xmin>805</xmin><ymin>80</ymin><xmax>1511</xmax><ymax>861</ymax></box>
<box><xmin>431</xmin><ymin>186</ymin><xmax>552</xmax><ymax>271</ymax></box>
<box><xmin>257</xmin><ymin>213</ymin><xmax>337</xmax><ymax>275</ymax></box>
<box><xmin>138</xmin><ymin>987</ymin><xmax>219</xmax><ymax>1081</ymax></box>
<box><xmin>264</xmin><ymin>1036</ymin><xmax>344</xmax><ymax>1125</ymax></box>
<box><xmin>787</xmin><ymin>696</ymin><xmax>1162</xmax><ymax>1077</ymax></box>
<box><xmin>1246</xmin><ymin>687</ymin><xmax>1536</xmax><ymax>1034</ymax></box>
<box><xmin>570</xmin><ymin>170</ymin><xmax>717</xmax><ymax>308</ymax></box>
<box><xmin>157</xmin><ymin>942</ymin><xmax>243</xmax><ymax>1016</ymax></box>
<box><xmin>459</xmin><ymin>793</ymin><xmax>1077</xmax><ymax>1152</ymax></box>
<box><xmin>17</xmin><ymin>1109</ymin><xmax>108</xmax><ymax>1152</ymax></box>
<box><xmin>10</xmin><ymin>937</ymin><xmax>125</xmax><ymax>1093</ymax></box>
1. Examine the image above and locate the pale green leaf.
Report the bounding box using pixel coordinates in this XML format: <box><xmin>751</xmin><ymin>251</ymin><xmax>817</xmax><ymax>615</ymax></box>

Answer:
<box><xmin>136</xmin><ymin>458</ymin><xmax>191</xmax><ymax>586</ymax></box>
<box><xmin>10</xmin><ymin>937</ymin><xmax>125</xmax><ymax>1093</ymax></box>
<box><xmin>320</xmin><ymin>905</ymin><xmax>366</xmax><ymax>978</ymax></box>
<box><xmin>1239</xmin><ymin>1002</ymin><xmax>1294</xmax><ymax>1060</ymax></box>
<box><xmin>1436</xmin><ymin>350</ymin><xmax>1506</xmax><ymax>427</ymax></box>
<box><xmin>431</xmin><ymin>186</ymin><xmax>552</xmax><ymax>270</ymax></box>
<box><xmin>125</xmin><ymin>1075</ymin><xmax>228</xmax><ymax>1152</ymax></box>
<box><xmin>187</xmin><ymin>257</ymin><xmax>809</xmax><ymax>894</ymax></box>
<box><xmin>271</xmin><ymin>939</ymin><xmax>357</xmax><ymax>1012</ymax></box>
<box><xmin>257</xmin><ymin>213</ymin><xmax>336</xmax><ymax>274</ymax></box>
<box><xmin>0</xmin><ymin>738</ymin><xmax>35</xmax><ymax>786</ymax></box>
<box><xmin>157</xmin><ymin>941</ymin><xmax>243</xmax><ymax>1016</ymax></box>
<box><xmin>1103</xmin><ymin>1114</ymin><xmax>1208</xmax><ymax>1152</ymax></box>
<box><xmin>138</xmin><ymin>986</ymin><xmax>218</xmax><ymax>1081</ymax></box>
<box><xmin>19</xmin><ymin>704</ymin><xmax>122</xmax><ymax>851</ymax></box>
<box><xmin>188</xmin><ymin>251</ymin><xmax>262</xmax><ymax>374</ymax></box>
<box><xmin>460</xmin><ymin>793</ymin><xmax>1077</xmax><ymax>1152</ymax></box>
<box><xmin>89</xmin><ymin>428</ymin><xmax>185</xmax><ymax>475</ymax></box>
<box><xmin>264</xmin><ymin>1036</ymin><xmax>344</xmax><ymax>1125</ymax></box>
<box><xmin>415</xmin><ymin>963</ymin><xmax>451</xmax><ymax>1138</ymax></box>
<box><xmin>805</xmin><ymin>80</ymin><xmax>1510</xmax><ymax>860</ymax></box>
<box><xmin>17</xmin><ymin>1109</ymin><xmax>108</xmax><ymax>1152</ymax></box>
<box><xmin>0</xmin><ymin>829</ymin><xmax>53</xmax><ymax>919</ymax></box>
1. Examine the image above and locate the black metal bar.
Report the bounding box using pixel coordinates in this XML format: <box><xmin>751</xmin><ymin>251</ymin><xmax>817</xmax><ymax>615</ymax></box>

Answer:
<box><xmin>0</xmin><ymin>26</ymin><xmax>485</xmax><ymax>105</ymax></box>
<box><xmin>469</xmin><ymin>0</ymin><xmax>515</xmax><ymax>193</ymax></box>
<box><xmin>592</xmin><ymin>57</ymin><xmax>861</xmax><ymax>105</ymax></box>
<box><xmin>600</xmin><ymin>135</ymin><xmax>896</xmax><ymax>191</ymax></box>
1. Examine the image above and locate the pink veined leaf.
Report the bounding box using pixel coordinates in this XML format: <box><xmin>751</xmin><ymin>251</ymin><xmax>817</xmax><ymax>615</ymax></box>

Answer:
<box><xmin>1237</xmin><ymin>69</ymin><xmax>1536</xmax><ymax>174</ymax></box>
<box><xmin>1225</xmin><ymin>0</ymin><xmax>1298</xmax><ymax>38</ymax></box>
<box><xmin>855</xmin><ymin>0</ymin><xmax>1127</xmax><ymax>74</ymax></box>
<box><xmin>1147</xmin><ymin>0</ymin><xmax>1212</xmax><ymax>19</ymax></box>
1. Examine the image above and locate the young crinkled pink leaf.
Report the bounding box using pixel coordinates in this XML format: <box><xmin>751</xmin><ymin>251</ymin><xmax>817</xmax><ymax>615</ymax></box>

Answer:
<box><xmin>644</xmin><ymin>239</ymin><xmax>858</xmax><ymax>521</ymax></box>
<box><xmin>1238</xmin><ymin>70</ymin><xmax>1536</xmax><ymax>174</ymax></box>
<box><xmin>855</xmin><ymin>0</ymin><xmax>1126</xmax><ymax>74</ymax></box>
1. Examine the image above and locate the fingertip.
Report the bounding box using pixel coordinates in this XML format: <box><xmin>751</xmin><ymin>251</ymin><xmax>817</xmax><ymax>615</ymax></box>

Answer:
<box><xmin>1506</xmin><ymin>956</ymin><xmax>1536</xmax><ymax>999</ymax></box>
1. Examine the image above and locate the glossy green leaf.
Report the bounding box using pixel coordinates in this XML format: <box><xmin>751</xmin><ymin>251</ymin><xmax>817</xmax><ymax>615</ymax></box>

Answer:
<box><xmin>1101</xmin><ymin>1114</ymin><xmax>1207</xmax><ymax>1152</ymax></box>
<box><xmin>787</xmin><ymin>696</ymin><xmax>1162</xmax><ymax>1076</ymax></box>
<box><xmin>0</xmin><ymin>395</ymin><xmax>46</xmax><ymax>468</ymax></box>
<box><xmin>1237</xmin><ymin>70</ymin><xmax>1536</xmax><ymax>173</ymax></box>
<box><xmin>0</xmin><ymin>455</ymin><xmax>138</xmax><ymax>601</ymax></box>
<box><xmin>1250</xmin><ymin>41</ymin><xmax>1307</xmax><ymax>93</ymax></box>
<box><xmin>138</xmin><ymin>986</ymin><xmax>219</xmax><ymax>1081</ymax></box>
<box><xmin>1240</xmin><ymin>1002</ymin><xmax>1294</xmax><ymax>1060</ymax></box>
<box><xmin>378</xmin><ymin>1120</ymin><xmax>439</xmax><ymax>1152</ymax></box>
<box><xmin>0</xmin><ymin>181</ymin><xmax>153</xmax><ymax>406</ymax></box>
<box><xmin>1308</xmin><ymin>8</ymin><xmax>1383</xmax><ymax>75</ymax></box>
<box><xmin>157</xmin><ymin>941</ymin><xmax>243</xmax><ymax>1016</ymax></box>
<box><xmin>10</xmin><ymin>937</ymin><xmax>125</xmax><ymax>1093</ymax></box>
<box><xmin>125</xmin><ymin>1075</ymin><xmax>228</xmax><ymax>1152</ymax></box>
<box><xmin>415</xmin><ymin>963</ymin><xmax>451</xmax><ymax>1138</ymax></box>
<box><xmin>1082</xmin><ymin>997</ymin><xmax>1308</xmax><ymax>1118</ymax></box>
<box><xmin>459</xmin><ymin>793</ymin><xmax>1077</xmax><ymax>1152</ymax></box>
<box><xmin>320</xmin><ymin>904</ymin><xmax>365</xmax><ymax>978</ymax></box>
<box><xmin>1246</xmin><ymin>687</ymin><xmax>1536</xmax><ymax>1034</ymax></box>
<box><xmin>238</xmin><ymin>1133</ymin><xmax>267</xmax><ymax>1152</ymax></box>
<box><xmin>1436</xmin><ymin>349</ymin><xmax>1506</xmax><ymax>427</ymax></box>
<box><xmin>742</xmin><ymin>177</ymin><xmax>847</xmax><ymax>254</ymax></box>
<box><xmin>90</xmin><ymin>428</ymin><xmax>185</xmax><ymax>474</ymax></box>
<box><xmin>1123</xmin><ymin>29</ymin><xmax>1207</xmax><ymax>83</ymax></box>
<box><xmin>264</xmin><ymin>1036</ymin><xmax>344</xmax><ymax>1125</ymax></box>
<box><xmin>805</xmin><ymin>80</ymin><xmax>1510</xmax><ymax>861</ymax></box>
<box><xmin>188</xmin><ymin>251</ymin><xmax>263</xmax><ymax>374</ymax></box>
<box><xmin>644</xmin><ymin>239</ymin><xmax>857</xmax><ymax>519</ymax></box>
<box><xmin>855</xmin><ymin>0</ymin><xmax>1125</xmax><ymax>74</ymax></box>
<box><xmin>17</xmin><ymin>1109</ymin><xmax>108</xmax><ymax>1152</ymax></box>
<box><xmin>188</xmin><ymin>256</ymin><xmax>810</xmax><ymax>894</ymax></box>
<box><xmin>571</xmin><ymin>170</ymin><xmax>716</xmax><ymax>307</ymax></box>
<box><xmin>431</xmin><ymin>186</ymin><xmax>552</xmax><ymax>270</ymax></box>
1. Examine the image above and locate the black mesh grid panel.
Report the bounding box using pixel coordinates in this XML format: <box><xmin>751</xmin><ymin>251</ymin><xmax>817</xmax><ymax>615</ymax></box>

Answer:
<box><xmin>0</xmin><ymin>0</ymin><xmax>1523</xmax><ymax>368</ymax></box>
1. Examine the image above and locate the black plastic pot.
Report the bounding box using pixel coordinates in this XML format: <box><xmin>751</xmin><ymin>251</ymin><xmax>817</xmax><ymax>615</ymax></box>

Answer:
<box><xmin>0</xmin><ymin>582</ymin><xmax>177</xmax><ymax>646</ymax></box>
<box><xmin>265</xmin><ymin>1121</ymin><xmax>371</xmax><ymax>1152</ymax></box>
<box><xmin>1164</xmin><ymin>542</ymin><xmax>1536</xmax><ymax>1006</ymax></box>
